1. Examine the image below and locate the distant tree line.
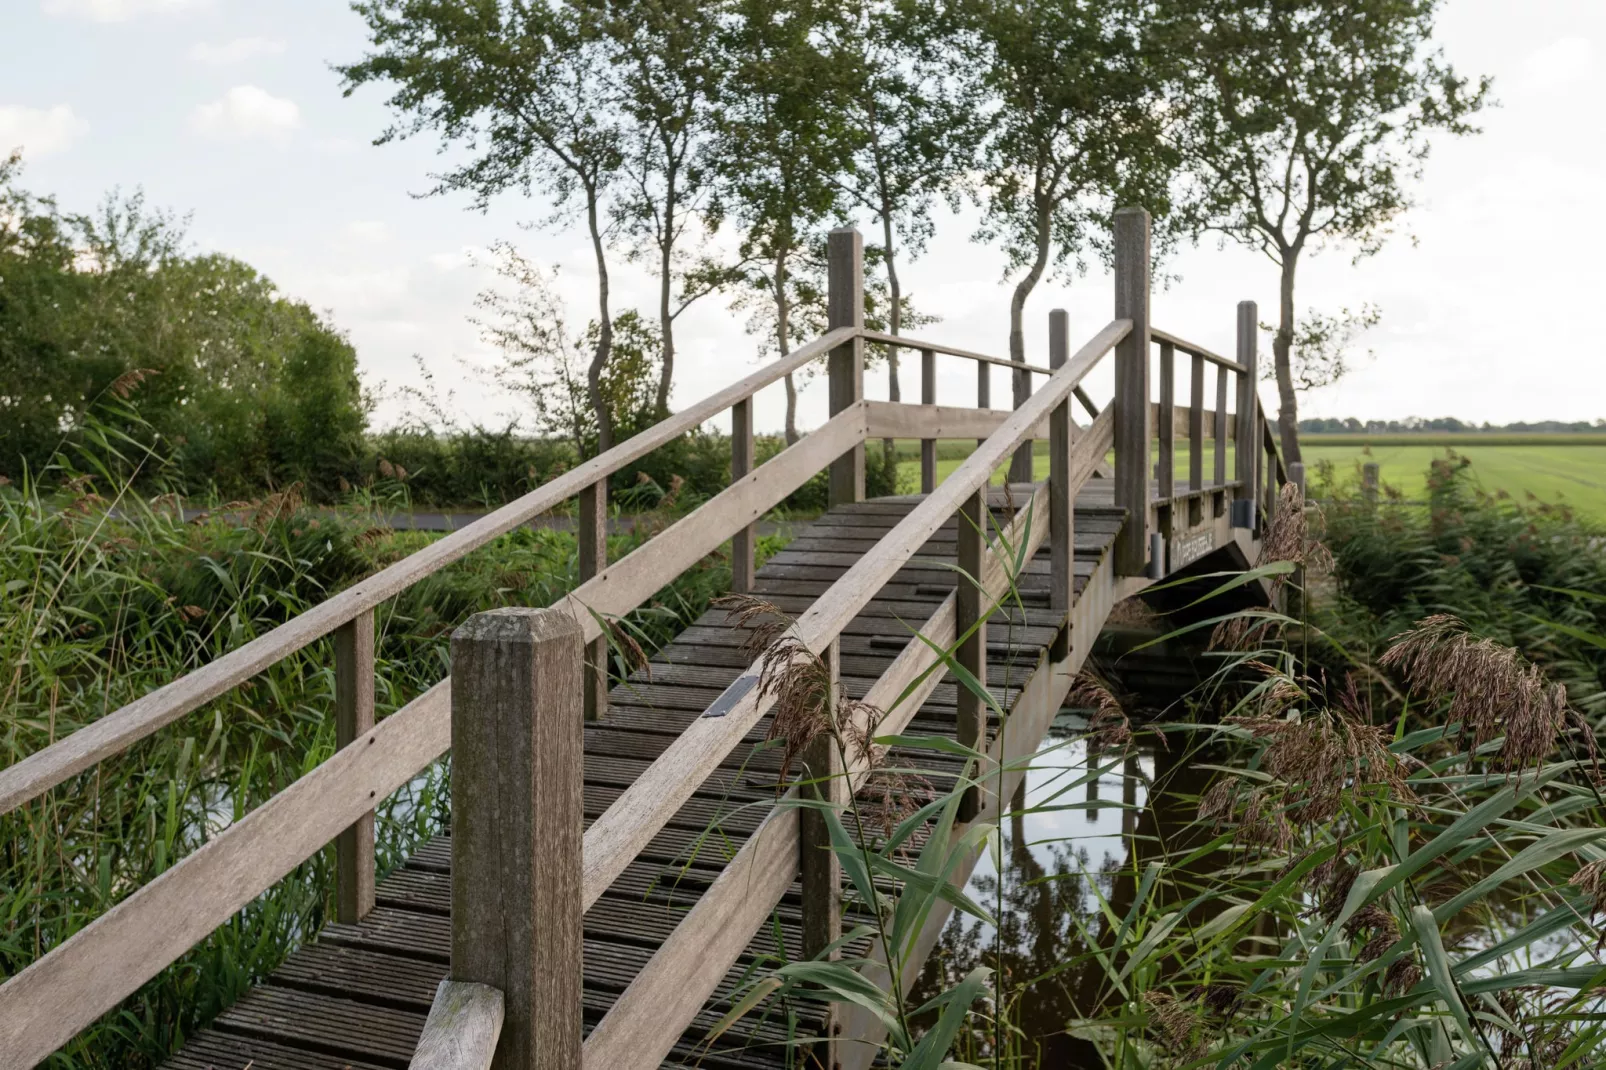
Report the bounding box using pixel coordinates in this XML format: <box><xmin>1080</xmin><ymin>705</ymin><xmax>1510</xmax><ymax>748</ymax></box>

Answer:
<box><xmin>1300</xmin><ymin>416</ymin><xmax>1606</xmax><ymax>434</ymax></box>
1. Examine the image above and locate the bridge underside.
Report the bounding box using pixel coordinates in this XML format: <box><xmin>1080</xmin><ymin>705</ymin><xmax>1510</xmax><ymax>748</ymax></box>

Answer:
<box><xmin>163</xmin><ymin>481</ymin><xmax>1251</xmax><ymax>1070</ymax></box>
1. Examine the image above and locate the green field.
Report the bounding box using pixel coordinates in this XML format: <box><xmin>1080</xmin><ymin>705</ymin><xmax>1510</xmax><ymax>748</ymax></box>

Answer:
<box><xmin>889</xmin><ymin>436</ymin><xmax>1606</xmax><ymax>519</ymax></box>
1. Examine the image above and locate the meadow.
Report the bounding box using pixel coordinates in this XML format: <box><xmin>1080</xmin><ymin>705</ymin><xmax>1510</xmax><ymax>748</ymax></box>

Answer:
<box><xmin>891</xmin><ymin>434</ymin><xmax>1606</xmax><ymax>518</ymax></box>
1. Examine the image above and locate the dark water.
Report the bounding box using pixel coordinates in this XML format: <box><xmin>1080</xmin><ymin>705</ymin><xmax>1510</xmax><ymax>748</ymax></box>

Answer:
<box><xmin>908</xmin><ymin>712</ymin><xmax>1215</xmax><ymax>1067</ymax></box>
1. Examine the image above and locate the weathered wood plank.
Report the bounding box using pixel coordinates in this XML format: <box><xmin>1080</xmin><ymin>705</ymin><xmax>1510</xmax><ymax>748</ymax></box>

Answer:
<box><xmin>828</xmin><ymin>228</ymin><xmax>865</xmax><ymax>509</ymax></box>
<box><xmin>410</xmin><ymin>980</ymin><xmax>503</xmax><ymax>1070</ymax></box>
<box><xmin>335</xmin><ymin>608</ymin><xmax>377</xmax><ymax>925</ymax></box>
<box><xmin>1112</xmin><ymin>206</ymin><xmax>1151</xmax><ymax>576</ymax></box>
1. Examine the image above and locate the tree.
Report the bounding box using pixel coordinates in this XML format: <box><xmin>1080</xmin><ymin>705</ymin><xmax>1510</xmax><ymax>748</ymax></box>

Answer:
<box><xmin>339</xmin><ymin>0</ymin><xmax>627</xmax><ymax>452</ymax></box>
<box><xmin>968</xmin><ymin>0</ymin><xmax>1174</xmax><ymax>432</ymax></box>
<box><xmin>0</xmin><ymin>155</ymin><xmax>366</xmax><ymax>496</ymax></box>
<box><xmin>826</xmin><ymin>0</ymin><xmax>978</xmax><ymax>460</ymax></box>
<box><xmin>1159</xmin><ymin>0</ymin><xmax>1490</xmax><ymax>464</ymax></box>
<box><xmin>826</xmin><ymin>0</ymin><xmax>976</xmax><ymax>373</ymax></box>
<box><xmin>595</xmin><ymin>0</ymin><xmax>730</xmax><ymax>418</ymax></box>
<box><xmin>712</xmin><ymin>0</ymin><xmax>854</xmax><ymax>443</ymax></box>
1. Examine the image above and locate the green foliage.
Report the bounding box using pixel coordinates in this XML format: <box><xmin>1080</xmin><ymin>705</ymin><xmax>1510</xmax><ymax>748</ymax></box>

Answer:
<box><xmin>0</xmin><ymin>154</ymin><xmax>367</xmax><ymax>499</ymax></box>
<box><xmin>0</xmin><ymin>408</ymin><xmax>757</xmax><ymax>1068</ymax></box>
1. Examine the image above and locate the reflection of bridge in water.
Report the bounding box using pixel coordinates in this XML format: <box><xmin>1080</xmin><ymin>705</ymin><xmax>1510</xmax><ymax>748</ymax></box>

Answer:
<box><xmin>0</xmin><ymin>207</ymin><xmax>1291</xmax><ymax>1070</ymax></box>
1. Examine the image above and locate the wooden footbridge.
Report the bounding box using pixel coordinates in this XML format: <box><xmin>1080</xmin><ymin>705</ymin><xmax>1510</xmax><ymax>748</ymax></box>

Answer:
<box><xmin>0</xmin><ymin>209</ymin><xmax>1289</xmax><ymax>1069</ymax></box>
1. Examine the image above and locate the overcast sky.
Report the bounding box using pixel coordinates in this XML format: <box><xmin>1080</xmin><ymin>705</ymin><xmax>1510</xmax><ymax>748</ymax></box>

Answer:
<box><xmin>3</xmin><ymin>0</ymin><xmax>1602</xmax><ymax>434</ymax></box>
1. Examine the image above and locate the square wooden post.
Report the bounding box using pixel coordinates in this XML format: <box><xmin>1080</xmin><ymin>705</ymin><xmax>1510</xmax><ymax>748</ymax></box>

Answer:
<box><xmin>730</xmin><ymin>398</ymin><xmax>756</xmax><ymax>593</ymax></box>
<box><xmin>450</xmin><ymin>607</ymin><xmax>584</xmax><ymax>1070</ymax></box>
<box><xmin>335</xmin><ymin>608</ymin><xmax>375</xmax><ymax>924</ymax></box>
<box><xmin>799</xmin><ymin>638</ymin><xmax>844</xmax><ymax>1068</ymax></box>
<box><xmin>1112</xmin><ymin>207</ymin><xmax>1151</xmax><ymax>576</ymax></box>
<box><xmin>1235</xmin><ymin>301</ymin><xmax>1258</xmax><ymax>513</ymax></box>
<box><xmin>579</xmin><ymin>480</ymin><xmax>608</xmax><ymax>722</ymax></box>
<box><xmin>976</xmin><ymin>359</ymin><xmax>990</xmax><ymax>451</ymax></box>
<box><xmin>1188</xmin><ymin>351</ymin><xmax>1204</xmax><ymax>526</ymax></box>
<box><xmin>1213</xmin><ymin>363</ymin><xmax>1229</xmax><ymax>516</ymax></box>
<box><xmin>1156</xmin><ymin>339</ymin><xmax>1175</xmax><ymax>562</ymax></box>
<box><xmin>955</xmin><ymin>490</ymin><xmax>986</xmax><ymax>823</ymax></box>
<box><xmin>827</xmin><ymin>228</ymin><xmax>864</xmax><ymax>510</ymax></box>
<box><xmin>920</xmin><ymin>348</ymin><xmax>937</xmax><ymax>495</ymax></box>
<box><xmin>1048</xmin><ymin>310</ymin><xmax>1073</xmax><ymax>619</ymax></box>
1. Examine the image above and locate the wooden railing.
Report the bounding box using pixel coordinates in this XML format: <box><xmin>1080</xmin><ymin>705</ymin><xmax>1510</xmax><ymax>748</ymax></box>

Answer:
<box><xmin>0</xmin><ymin>210</ymin><xmax>1285</xmax><ymax>1068</ymax></box>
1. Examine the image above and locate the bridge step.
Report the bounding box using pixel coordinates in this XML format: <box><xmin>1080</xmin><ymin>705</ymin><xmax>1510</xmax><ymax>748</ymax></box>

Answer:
<box><xmin>163</xmin><ymin>491</ymin><xmax>1122</xmax><ymax>1070</ymax></box>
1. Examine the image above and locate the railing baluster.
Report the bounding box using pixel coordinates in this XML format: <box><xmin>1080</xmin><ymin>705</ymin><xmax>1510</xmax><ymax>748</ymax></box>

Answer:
<box><xmin>451</xmin><ymin>608</ymin><xmax>584</xmax><ymax>1070</ymax></box>
<box><xmin>1112</xmin><ymin>207</ymin><xmax>1152</xmax><ymax>576</ymax></box>
<box><xmin>799</xmin><ymin>636</ymin><xmax>845</xmax><ymax>1067</ymax></box>
<box><xmin>920</xmin><ymin>347</ymin><xmax>937</xmax><ymax>494</ymax></box>
<box><xmin>1156</xmin><ymin>340</ymin><xmax>1175</xmax><ymax>567</ymax></box>
<box><xmin>976</xmin><ymin>356</ymin><xmax>990</xmax><ymax>451</ymax></box>
<box><xmin>334</xmin><ymin>608</ymin><xmax>375</xmax><ymax>924</ymax></box>
<box><xmin>580</xmin><ymin>479</ymin><xmax>608</xmax><ymax>722</ymax></box>
<box><xmin>1189</xmin><ymin>350</ymin><xmax>1205</xmax><ymax>525</ymax></box>
<box><xmin>1234</xmin><ymin>301</ymin><xmax>1258</xmax><ymax>527</ymax></box>
<box><xmin>955</xmin><ymin>489</ymin><xmax>986</xmax><ymax>822</ymax></box>
<box><xmin>827</xmin><ymin>228</ymin><xmax>865</xmax><ymax>509</ymax></box>
<box><xmin>730</xmin><ymin>398</ymin><xmax>755</xmax><ymax>594</ymax></box>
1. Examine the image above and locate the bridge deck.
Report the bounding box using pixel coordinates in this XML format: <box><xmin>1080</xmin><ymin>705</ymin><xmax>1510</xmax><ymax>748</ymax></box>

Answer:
<box><xmin>163</xmin><ymin>487</ymin><xmax>1126</xmax><ymax>1070</ymax></box>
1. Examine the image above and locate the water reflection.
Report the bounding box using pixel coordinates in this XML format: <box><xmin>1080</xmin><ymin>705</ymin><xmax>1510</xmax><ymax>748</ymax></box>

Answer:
<box><xmin>909</xmin><ymin>711</ymin><xmax>1214</xmax><ymax>1067</ymax></box>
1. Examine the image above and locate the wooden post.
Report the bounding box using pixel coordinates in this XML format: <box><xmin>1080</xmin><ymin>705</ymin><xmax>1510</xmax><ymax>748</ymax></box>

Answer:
<box><xmin>334</xmin><ymin>608</ymin><xmax>375</xmax><ymax>924</ymax></box>
<box><xmin>730</xmin><ymin>398</ymin><xmax>755</xmax><ymax>594</ymax></box>
<box><xmin>1009</xmin><ymin>359</ymin><xmax>1033</xmax><ymax>486</ymax></box>
<box><xmin>1235</xmin><ymin>302</ymin><xmax>1258</xmax><ymax>513</ymax></box>
<box><xmin>1213</xmin><ymin>363</ymin><xmax>1228</xmax><ymax>515</ymax></box>
<box><xmin>955</xmin><ymin>490</ymin><xmax>986</xmax><ymax>822</ymax></box>
<box><xmin>450</xmin><ymin>607</ymin><xmax>584</xmax><ymax>1070</ymax></box>
<box><xmin>798</xmin><ymin>638</ymin><xmax>844</xmax><ymax>1068</ymax></box>
<box><xmin>1112</xmin><ymin>207</ymin><xmax>1151</xmax><ymax>576</ymax></box>
<box><xmin>1048</xmin><ymin>310</ymin><xmax>1073</xmax><ymax>619</ymax></box>
<box><xmin>1362</xmin><ymin>461</ymin><xmax>1380</xmax><ymax>504</ymax></box>
<box><xmin>1188</xmin><ymin>350</ymin><xmax>1204</xmax><ymax>526</ymax></box>
<box><xmin>1287</xmin><ymin>461</ymin><xmax>1306</xmax><ymax>618</ymax></box>
<box><xmin>579</xmin><ymin>480</ymin><xmax>608</xmax><ymax>722</ymax></box>
<box><xmin>827</xmin><ymin>228</ymin><xmax>865</xmax><ymax>510</ymax></box>
<box><xmin>1156</xmin><ymin>340</ymin><xmax>1175</xmax><ymax>560</ymax></box>
<box><xmin>920</xmin><ymin>348</ymin><xmax>937</xmax><ymax>495</ymax></box>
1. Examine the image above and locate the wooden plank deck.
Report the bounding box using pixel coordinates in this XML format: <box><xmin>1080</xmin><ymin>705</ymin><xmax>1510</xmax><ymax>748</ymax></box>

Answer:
<box><xmin>164</xmin><ymin>487</ymin><xmax>1125</xmax><ymax>1070</ymax></box>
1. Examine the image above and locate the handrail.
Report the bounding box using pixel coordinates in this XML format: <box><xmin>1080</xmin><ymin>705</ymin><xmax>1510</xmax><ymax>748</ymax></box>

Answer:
<box><xmin>1150</xmin><ymin>327</ymin><xmax>1246</xmax><ymax>374</ymax></box>
<box><xmin>0</xmin><ymin>325</ymin><xmax>856</xmax><ymax>817</ymax></box>
<box><xmin>577</xmin><ymin>318</ymin><xmax>1131</xmax><ymax>909</ymax></box>
<box><xmin>582</xmin><ymin>410</ymin><xmax>1117</xmax><ymax>1070</ymax></box>
<box><xmin>860</xmin><ymin>329</ymin><xmax>1055</xmax><ymax>377</ymax></box>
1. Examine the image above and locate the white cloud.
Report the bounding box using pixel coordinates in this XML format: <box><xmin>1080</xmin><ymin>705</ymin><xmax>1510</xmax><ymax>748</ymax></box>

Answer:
<box><xmin>1517</xmin><ymin>36</ymin><xmax>1596</xmax><ymax>93</ymax></box>
<box><xmin>189</xmin><ymin>86</ymin><xmax>300</xmax><ymax>143</ymax></box>
<box><xmin>343</xmin><ymin>220</ymin><xmax>390</xmax><ymax>243</ymax></box>
<box><xmin>188</xmin><ymin>37</ymin><xmax>286</xmax><ymax>66</ymax></box>
<box><xmin>41</xmin><ymin>0</ymin><xmax>208</xmax><ymax>21</ymax></box>
<box><xmin>0</xmin><ymin>104</ymin><xmax>89</xmax><ymax>158</ymax></box>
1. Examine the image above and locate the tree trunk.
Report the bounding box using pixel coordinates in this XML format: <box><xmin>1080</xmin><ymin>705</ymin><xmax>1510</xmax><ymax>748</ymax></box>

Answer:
<box><xmin>881</xmin><ymin>210</ymin><xmax>900</xmax><ymax>472</ymax></box>
<box><xmin>654</xmin><ymin>152</ymin><xmax>677</xmax><ymax>419</ymax></box>
<box><xmin>775</xmin><ymin>243</ymin><xmax>798</xmax><ymax>445</ymax></box>
<box><xmin>1272</xmin><ymin>254</ymin><xmax>1303</xmax><ymax>466</ymax></box>
<box><xmin>585</xmin><ymin>185</ymin><xmax>614</xmax><ymax>455</ymax></box>
<box><xmin>1006</xmin><ymin>197</ymin><xmax>1052</xmax><ymax>484</ymax></box>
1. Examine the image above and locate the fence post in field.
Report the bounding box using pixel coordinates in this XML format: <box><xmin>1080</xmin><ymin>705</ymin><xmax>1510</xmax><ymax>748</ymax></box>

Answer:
<box><xmin>920</xmin><ymin>348</ymin><xmax>937</xmax><ymax>494</ymax></box>
<box><xmin>955</xmin><ymin>490</ymin><xmax>987</xmax><ymax>822</ymax></box>
<box><xmin>730</xmin><ymin>398</ymin><xmax>755</xmax><ymax>593</ymax></box>
<box><xmin>334</xmin><ymin>607</ymin><xmax>376</xmax><ymax>924</ymax></box>
<box><xmin>827</xmin><ymin>228</ymin><xmax>865</xmax><ymax>509</ymax></box>
<box><xmin>450</xmin><ymin>607</ymin><xmax>584</xmax><ymax>1070</ymax></box>
<box><xmin>1048</xmin><ymin>310</ymin><xmax>1074</xmax><ymax>624</ymax></box>
<box><xmin>1362</xmin><ymin>461</ymin><xmax>1380</xmax><ymax>504</ymax></box>
<box><xmin>799</xmin><ymin>638</ymin><xmax>845</xmax><ymax>1067</ymax></box>
<box><xmin>1287</xmin><ymin>461</ymin><xmax>1307</xmax><ymax>618</ymax></box>
<box><xmin>579</xmin><ymin>480</ymin><xmax>609</xmax><ymax>722</ymax></box>
<box><xmin>1112</xmin><ymin>206</ymin><xmax>1152</xmax><ymax>576</ymax></box>
<box><xmin>1234</xmin><ymin>302</ymin><xmax>1258</xmax><ymax>528</ymax></box>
